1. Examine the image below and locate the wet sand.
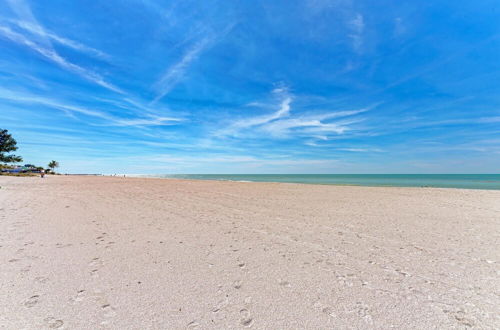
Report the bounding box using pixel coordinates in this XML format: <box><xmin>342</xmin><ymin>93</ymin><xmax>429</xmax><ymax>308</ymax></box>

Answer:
<box><xmin>1</xmin><ymin>175</ymin><xmax>499</xmax><ymax>329</ymax></box>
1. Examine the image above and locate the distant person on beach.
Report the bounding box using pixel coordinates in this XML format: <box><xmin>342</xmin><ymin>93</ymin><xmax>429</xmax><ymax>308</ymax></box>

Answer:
<box><xmin>40</xmin><ymin>169</ymin><xmax>45</xmax><ymax>178</ymax></box>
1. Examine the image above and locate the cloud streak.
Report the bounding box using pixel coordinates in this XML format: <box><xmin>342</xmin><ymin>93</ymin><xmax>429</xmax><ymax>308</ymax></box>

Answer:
<box><xmin>152</xmin><ymin>22</ymin><xmax>237</xmax><ymax>103</ymax></box>
<box><xmin>0</xmin><ymin>26</ymin><xmax>122</xmax><ymax>93</ymax></box>
<box><xmin>128</xmin><ymin>154</ymin><xmax>339</xmax><ymax>172</ymax></box>
<box><xmin>11</xmin><ymin>20</ymin><xmax>110</xmax><ymax>60</ymax></box>
<box><xmin>235</xmin><ymin>97</ymin><xmax>292</xmax><ymax>129</ymax></box>
<box><xmin>0</xmin><ymin>87</ymin><xmax>181</xmax><ymax>127</ymax></box>
<box><xmin>153</xmin><ymin>38</ymin><xmax>211</xmax><ymax>102</ymax></box>
<box><xmin>1</xmin><ymin>0</ymin><xmax>120</xmax><ymax>93</ymax></box>
<box><xmin>348</xmin><ymin>13</ymin><xmax>364</xmax><ymax>53</ymax></box>
<box><xmin>218</xmin><ymin>92</ymin><xmax>369</xmax><ymax>139</ymax></box>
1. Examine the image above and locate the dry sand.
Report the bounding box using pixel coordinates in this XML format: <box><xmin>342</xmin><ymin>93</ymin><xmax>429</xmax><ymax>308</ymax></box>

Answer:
<box><xmin>0</xmin><ymin>175</ymin><xmax>499</xmax><ymax>329</ymax></box>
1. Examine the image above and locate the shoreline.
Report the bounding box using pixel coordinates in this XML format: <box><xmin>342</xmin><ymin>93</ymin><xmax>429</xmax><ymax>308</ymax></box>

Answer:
<box><xmin>3</xmin><ymin>173</ymin><xmax>500</xmax><ymax>192</ymax></box>
<box><xmin>95</xmin><ymin>173</ymin><xmax>500</xmax><ymax>191</ymax></box>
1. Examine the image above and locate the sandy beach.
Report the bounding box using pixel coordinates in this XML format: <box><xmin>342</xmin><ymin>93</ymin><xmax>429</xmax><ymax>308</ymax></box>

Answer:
<box><xmin>0</xmin><ymin>175</ymin><xmax>499</xmax><ymax>329</ymax></box>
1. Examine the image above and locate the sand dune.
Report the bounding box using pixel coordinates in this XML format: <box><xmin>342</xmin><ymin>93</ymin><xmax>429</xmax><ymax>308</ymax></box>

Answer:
<box><xmin>1</xmin><ymin>175</ymin><xmax>499</xmax><ymax>329</ymax></box>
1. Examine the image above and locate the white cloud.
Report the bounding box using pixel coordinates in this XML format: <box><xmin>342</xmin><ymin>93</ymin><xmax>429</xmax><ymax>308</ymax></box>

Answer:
<box><xmin>1</xmin><ymin>0</ymin><xmax>120</xmax><ymax>93</ymax></box>
<box><xmin>218</xmin><ymin>92</ymin><xmax>369</xmax><ymax>139</ymax></box>
<box><xmin>337</xmin><ymin>148</ymin><xmax>383</xmax><ymax>152</ymax></box>
<box><xmin>111</xmin><ymin>116</ymin><xmax>182</xmax><ymax>127</ymax></box>
<box><xmin>0</xmin><ymin>25</ymin><xmax>122</xmax><ymax>93</ymax></box>
<box><xmin>152</xmin><ymin>22</ymin><xmax>237</xmax><ymax>102</ymax></box>
<box><xmin>11</xmin><ymin>20</ymin><xmax>110</xmax><ymax>60</ymax></box>
<box><xmin>0</xmin><ymin>86</ymin><xmax>110</xmax><ymax>118</ymax></box>
<box><xmin>216</xmin><ymin>97</ymin><xmax>292</xmax><ymax>137</ymax></box>
<box><xmin>0</xmin><ymin>87</ymin><xmax>182</xmax><ymax>127</ymax></box>
<box><xmin>297</xmin><ymin>117</ymin><xmax>364</xmax><ymax>135</ymax></box>
<box><xmin>272</xmin><ymin>84</ymin><xmax>289</xmax><ymax>95</ymax></box>
<box><xmin>478</xmin><ymin>116</ymin><xmax>500</xmax><ymax>123</ymax></box>
<box><xmin>348</xmin><ymin>13</ymin><xmax>364</xmax><ymax>52</ymax></box>
<box><xmin>152</xmin><ymin>38</ymin><xmax>211</xmax><ymax>102</ymax></box>
<box><xmin>5</xmin><ymin>0</ymin><xmax>49</xmax><ymax>46</ymax></box>
<box><xmin>125</xmin><ymin>154</ymin><xmax>339</xmax><ymax>173</ymax></box>
<box><xmin>239</xmin><ymin>97</ymin><xmax>292</xmax><ymax>127</ymax></box>
<box><xmin>262</xmin><ymin>118</ymin><xmax>345</xmax><ymax>137</ymax></box>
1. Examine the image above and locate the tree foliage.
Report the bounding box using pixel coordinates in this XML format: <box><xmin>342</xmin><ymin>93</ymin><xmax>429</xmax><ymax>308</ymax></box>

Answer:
<box><xmin>0</xmin><ymin>129</ymin><xmax>22</xmax><ymax>163</ymax></box>
<box><xmin>48</xmin><ymin>160</ymin><xmax>59</xmax><ymax>170</ymax></box>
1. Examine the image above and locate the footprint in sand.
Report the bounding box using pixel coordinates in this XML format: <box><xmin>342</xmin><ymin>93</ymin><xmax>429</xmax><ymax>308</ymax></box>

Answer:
<box><xmin>212</xmin><ymin>296</ymin><xmax>229</xmax><ymax>313</ymax></box>
<box><xmin>89</xmin><ymin>257</ymin><xmax>103</xmax><ymax>277</ymax></box>
<box><xmin>55</xmin><ymin>243</ymin><xmax>72</xmax><ymax>249</ymax></box>
<box><xmin>186</xmin><ymin>321</ymin><xmax>200</xmax><ymax>329</ymax></box>
<box><xmin>239</xmin><ymin>308</ymin><xmax>254</xmax><ymax>327</ymax></box>
<box><xmin>89</xmin><ymin>257</ymin><xmax>103</xmax><ymax>267</ymax></box>
<box><xmin>69</xmin><ymin>290</ymin><xmax>86</xmax><ymax>304</ymax></box>
<box><xmin>278</xmin><ymin>279</ymin><xmax>291</xmax><ymax>288</ymax></box>
<box><xmin>102</xmin><ymin>304</ymin><xmax>117</xmax><ymax>318</ymax></box>
<box><xmin>105</xmin><ymin>241</ymin><xmax>115</xmax><ymax>249</ymax></box>
<box><xmin>44</xmin><ymin>317</ymin><xmax>64</xmax><ymax>329</ymax></box>
<box><xmin>354</xmin><ymin>302</ymin><xmax>373</xmax><ymax>325</ymax></box>
<box><xmin>443</xmin><ymin>309</ymin><xmax>475</xmax><ymax>327</ymax></box>
<box><xmin>91</xmin><ymin>289</ymin><xmax>108</xmax><ymax>305</ymax></box>
<box><xmin>321</xmin><ymin>306</ymin><xmax>336</xmax><ymax>318</ymax></box>
<box><xmin>35</xmin><ymin>276</ymin><xmax>49</xmax><ymax>284</ymax></box>
<box><xmin>313</xmin><ymin>300</ymin><xmax>337</xmax><ymax>319</ymax></box>
<box><xmin>91</xmin><ymin>290</ymin><xmax>117</xmax><ymax>325</ymax></box>
<box><xmin>96</xmin><ymin>234</ymin><xmax>106</xmax><ymax>242</ymax></box>
<box><xmin>24</xmin><ymin>295</ymin><xmax>39</xmax><ymax>307</ymax></box>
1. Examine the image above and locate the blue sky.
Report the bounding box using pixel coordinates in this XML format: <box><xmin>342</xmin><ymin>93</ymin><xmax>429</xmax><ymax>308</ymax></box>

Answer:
<box><xmin>0</xmin><ymin>0</ymin><xmax>499</xmax><ymax>174</ymax></box>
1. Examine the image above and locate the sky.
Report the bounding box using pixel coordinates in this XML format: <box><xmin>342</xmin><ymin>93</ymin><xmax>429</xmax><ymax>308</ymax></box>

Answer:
<box><xmin>0</xmin><ymin>0</ymin><xmax>499</xmax><ymax>174</ymax></box>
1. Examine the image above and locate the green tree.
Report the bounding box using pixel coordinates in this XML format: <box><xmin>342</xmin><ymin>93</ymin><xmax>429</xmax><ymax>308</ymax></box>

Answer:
<box><xmin>48</xmin><ymin>160</ymin><xmax>59</xmax><ymax>172</ymax></box>
<box><xmin>0</xmin><ymin>129</ymin><xmax>22</xmax><ymax>164</ymax></box>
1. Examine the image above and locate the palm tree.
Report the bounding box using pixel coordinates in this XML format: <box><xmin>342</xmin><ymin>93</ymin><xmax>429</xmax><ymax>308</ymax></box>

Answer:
<box><xmin>48</xmin><ymin>160</ymin><xmax>59</xmax><ymax>173</ymax></box>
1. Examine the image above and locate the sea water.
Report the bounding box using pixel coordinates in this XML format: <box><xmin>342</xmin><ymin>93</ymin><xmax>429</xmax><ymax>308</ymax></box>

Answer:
<box><xmin>130</xmin><ymin>174</ymin><xmax>500</xmax><ymax>190</ymax></box>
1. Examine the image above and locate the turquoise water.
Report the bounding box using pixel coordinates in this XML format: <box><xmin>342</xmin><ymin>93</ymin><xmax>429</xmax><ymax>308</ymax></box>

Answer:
<box><xmin>133</xmin><ymin>174</ymin><xmax>500</xmax><ymax>190</ymax></box>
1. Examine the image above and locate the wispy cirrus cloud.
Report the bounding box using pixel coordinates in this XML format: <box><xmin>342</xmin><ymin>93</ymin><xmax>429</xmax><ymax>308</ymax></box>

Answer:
<box><xmin>5</xmin><ymin>0</ymin><xmax>49</xmax><ymax>46</ymax></box>
<box><xmin>0</xmin><ymin>26</ymin><xmax>122</xmax><ymax>93</ymax></box>
<box><xmin>0</xmin><ymin>87</ymin><xmax>181</xmax><ymax>127</ymax></box>
<box><xmin>237</xmin><ymin>97</ymin><xmax>292</xmax><ymax>128</ymax></box>
<box><xmin>337</xmin><ymin>148</ymin><xmax>383</xmax><ymax>152</ymax></box>
<box><xmin>262</xmin><ymin>113</ymin><xmax>365</xmax><ymax>137</ymax></box>
<box><xmin>0</xmin><ymin>86</ymin><xmax>110</xmax><ymax>119</ymax></box>
<box><xmin>152</xmin><ymin>22</ymin><xmax>237</xmax><ymax>103</ymax></box>
<box><xmin>152</xmin><ymin>38</ymin><xmax>211</xmax><ymax>103</ymax></box>
<box><xmin>10</xmin><ymin>20</ymin><xmax>110</xmax><ymax>60</ymax></box>
<box><xmin>217</xmin><ymin>90</ymin><xmax>370</xmax><ymax>139</ymax></box>
<box><xmin>1</xmin><ymin>0</ymin><xmax>120</xmax><ymax>93</ymax></box>
<box><xmin>215</xmin><ymin>96</ymin><xmax>292</xmax><ymax>137</ymax></box>
<box><xmin>111</xmin><ymin>116</ymin><xmax>182</xmax><ymax>127</ymax></box>
<box><xmin>126</xmin><ymin>154</ymin><xmax>339</xmax><ymax>173</ymax></box>
<box><xmin>348</xmin><ymin>13</ymin><xmax>364</xmax><ymax>53</ymax></box>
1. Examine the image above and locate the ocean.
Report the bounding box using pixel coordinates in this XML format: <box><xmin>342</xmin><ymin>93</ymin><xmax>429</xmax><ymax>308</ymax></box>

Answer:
<box><xmin>130</xmin><ymin>174</ymin><xmax>500</xmax><ymax>190</ymax></box>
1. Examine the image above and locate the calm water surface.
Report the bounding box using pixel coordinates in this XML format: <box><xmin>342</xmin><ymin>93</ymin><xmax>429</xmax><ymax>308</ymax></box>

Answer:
<box><xmin>130</xmin><ymin>174</ymin><xmax>500</xmax><ymax>190</ymax></box>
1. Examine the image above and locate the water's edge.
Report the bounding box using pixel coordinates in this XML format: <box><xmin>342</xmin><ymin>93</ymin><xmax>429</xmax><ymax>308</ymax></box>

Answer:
<box><xmin>125</xmin><ymin>174</ymin><xmax>500</xmax><ymax>190</ymax></box>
